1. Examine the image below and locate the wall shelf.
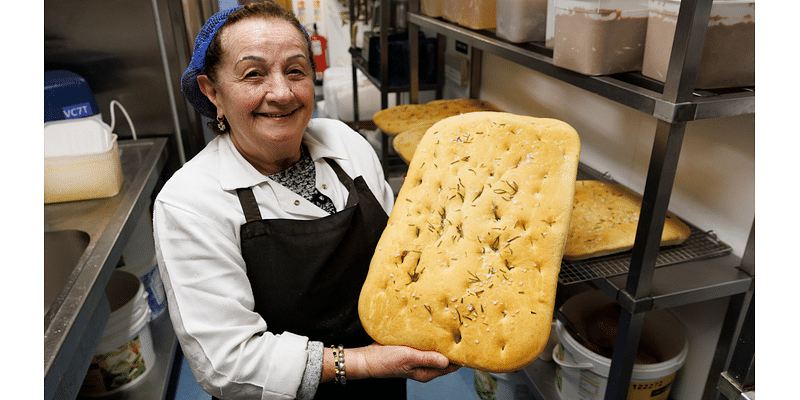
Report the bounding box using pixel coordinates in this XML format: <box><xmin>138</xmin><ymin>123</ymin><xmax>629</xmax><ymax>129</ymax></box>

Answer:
<box><xmin>407</xmin><ymin>13</ymin><xmax>754</xmax><ymax>124</ymax></box>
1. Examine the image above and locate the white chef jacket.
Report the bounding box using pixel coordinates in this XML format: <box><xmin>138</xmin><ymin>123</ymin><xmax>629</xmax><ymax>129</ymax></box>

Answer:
<box><xmin>153</xmin><ymin>118</ymin><xmax>394</xmax><ymax>399</ymax></box>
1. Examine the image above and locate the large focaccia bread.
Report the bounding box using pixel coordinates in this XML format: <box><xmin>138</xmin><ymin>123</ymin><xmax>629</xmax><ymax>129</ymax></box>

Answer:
<box><xmin>373</xmin><ymin>98</ymin><xmax>503</xmax><ymax>135</ymax></box>
<box><xmin>359</xmin><ymin>112</ymin><xmax>581</xmax><ymax>372</ymax></box>
<box><xmin>563</xmin><ymin>180</ymin><xmax>691</xmax><ymax>261</ymax></box>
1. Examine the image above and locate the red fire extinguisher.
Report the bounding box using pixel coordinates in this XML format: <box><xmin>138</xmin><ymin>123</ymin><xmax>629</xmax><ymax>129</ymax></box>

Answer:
<box><xmin>310</xmin><ymin>23</ymin><xmax>328</xmax><ymax>83</ymax></box>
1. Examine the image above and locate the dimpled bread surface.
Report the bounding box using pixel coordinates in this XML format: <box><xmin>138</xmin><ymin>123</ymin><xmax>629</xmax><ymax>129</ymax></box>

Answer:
<box><xmin>358</xmin><ymin>112</ymin><xmax>581</xmax><ymax>372</ymax></box>
<box><xmin>563</xmin><ymin>180</ymin><xmax>691</xmax><ymax>261</ymax></box>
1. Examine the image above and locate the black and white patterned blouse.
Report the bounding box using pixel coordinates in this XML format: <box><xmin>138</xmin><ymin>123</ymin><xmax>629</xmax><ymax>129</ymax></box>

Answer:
<box><xmin>269</xmin><ymin>145</ymin><xmax>336</xmax><ymax>214</ymax></box>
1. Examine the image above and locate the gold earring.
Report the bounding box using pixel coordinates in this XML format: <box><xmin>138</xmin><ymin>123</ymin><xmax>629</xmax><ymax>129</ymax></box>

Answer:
<box><xmin>217</xmin><ymin>116</ymin><xmax>226</xmax><ymax>131</ymax></box>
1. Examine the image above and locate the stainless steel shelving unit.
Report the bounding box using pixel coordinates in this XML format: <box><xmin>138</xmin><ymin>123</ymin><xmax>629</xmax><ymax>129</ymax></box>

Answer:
<box><xmin>348</xmin><ymin>0</ymin><xmax>444</xmax><ymax>175</ymax></box>
<box><xmin>405</xmin><ymin>0</ymin><xmax>755</xmax><ymax>399</ymax></box>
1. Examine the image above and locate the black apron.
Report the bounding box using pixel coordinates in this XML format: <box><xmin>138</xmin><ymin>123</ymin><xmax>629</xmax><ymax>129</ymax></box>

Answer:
<box><xmin>232</xmin><ymin>158</ymin><xmax>405</xmax><ymax>400</ymax></box>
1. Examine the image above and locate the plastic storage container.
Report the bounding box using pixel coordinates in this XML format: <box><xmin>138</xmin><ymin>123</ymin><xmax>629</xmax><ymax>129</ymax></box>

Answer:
<box><xmin>444</xmin><ymin>0</ymin><xmax>497</xmax><ymax>30</ymax></box>
<box><xmin>421</xmin><ymin>0</ymin><xmax>443</xmax><ymax>17</ymax></box>
<box><xmin>79</xmin><ymin>270</ymin><xmax>155</xmax><ymax>396</ymax></box>
<box><xmin>44</xmin><ymin>70</ymin><xmax>124</xmax><ymax>204</ymax></box>
<box><xmin>553</xmin><ymin>291</ymin><xmax>688</xmax><ymax>400</ymax></box>
<box><xmin>552</xmin><ymin>0</ymin><xmax>649</xmax><ymax>75</ymax></box>
<box><xmin>44</xmin><ymin>134</ymin><xmax>124</xmax><ymax>204</ymax></box>
<box><xmin>642</xmin><ymin>0</ymin><xmax>755</xmax><ymax>89</ymax></box>
<box><xmin>496</xmin><ymin>0</ymin><xmax>548</xmax><ymax>43</ymax></box>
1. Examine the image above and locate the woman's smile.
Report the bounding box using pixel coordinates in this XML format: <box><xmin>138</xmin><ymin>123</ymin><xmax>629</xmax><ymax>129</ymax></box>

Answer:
<box><xmin>256</xmin><ymin>106</ymin><xmax>301</xmax><ymax>119</ymax></box>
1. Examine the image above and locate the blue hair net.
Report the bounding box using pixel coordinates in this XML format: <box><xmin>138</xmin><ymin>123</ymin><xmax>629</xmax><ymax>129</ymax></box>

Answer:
<box><xmin>180</xmin><ymin>5</ymin><xmax>245</xmax><ymax>119</ymax></box>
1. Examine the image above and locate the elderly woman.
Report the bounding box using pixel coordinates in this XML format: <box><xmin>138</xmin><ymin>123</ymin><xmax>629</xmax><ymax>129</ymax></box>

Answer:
<box><xmin>153</xmin><ymin>2</ymin><xmax>458</xmax><ymax>399</ymax></box>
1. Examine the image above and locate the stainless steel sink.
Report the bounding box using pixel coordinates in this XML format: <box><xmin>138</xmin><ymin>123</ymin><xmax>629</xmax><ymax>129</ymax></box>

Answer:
<box><xmin>44</xmin><ymin>230</ymin><xmax>90</xmax><ymax>315</ymax></box>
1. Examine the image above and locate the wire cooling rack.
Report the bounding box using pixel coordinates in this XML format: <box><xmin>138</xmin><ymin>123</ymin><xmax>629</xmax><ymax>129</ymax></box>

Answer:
<box><xmin>558</xmin><ymin>224</ymin><xmax>732</xmax><ymax>284</ymax></box>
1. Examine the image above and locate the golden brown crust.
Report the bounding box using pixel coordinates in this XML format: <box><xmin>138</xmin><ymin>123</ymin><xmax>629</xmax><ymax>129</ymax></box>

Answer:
<box><xmin>563</xmin><ymin>180</ymin><xmax>692</xmax><ymax>261</ymax></box>
<box><xmin>359</xmin><ymin>112</ymin><xmax>581</xmax><ymax>372</ymax></box>
<box><xmin>373</xmin><ymin>98</ymin><xmax>504</xmax><ymax>135</ymax></box>
<box><xmin>392</xmin><ymin>123</ymin><xmax>429</xmax><ymax>163</ymax></box>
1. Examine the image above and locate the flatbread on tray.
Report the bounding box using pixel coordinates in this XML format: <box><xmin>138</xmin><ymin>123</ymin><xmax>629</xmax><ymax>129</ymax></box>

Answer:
<box><xmin>373</xmin><ymin>98</ymin><xmax>503</xmax><ymax>135</ymax></box>
<box><xmin>359</xmin><ymin>112</ymin><xmax>581</xmax><ymax>372</ymax></box>
<box><xmin>392</xmin><ymin>123</ymin><xmax>429</xmax><ymax>163</ymax></box>
<box><xmin>563</xmin><ymin>180</ymin><xmax>691</xmax><ymax>261</ymax></box>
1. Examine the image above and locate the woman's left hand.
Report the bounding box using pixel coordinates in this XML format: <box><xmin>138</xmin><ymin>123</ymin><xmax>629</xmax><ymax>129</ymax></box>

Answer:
<box><xmin>325</xmin><ymin>342</ymin><xmax>460</xmax><ymax>383</ymax></box>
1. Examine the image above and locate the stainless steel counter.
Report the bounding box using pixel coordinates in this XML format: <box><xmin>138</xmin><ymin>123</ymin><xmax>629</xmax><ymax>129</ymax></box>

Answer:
<box><xmin>45</xmin><ymin>138</ymin><xmax>169</xmax><ymax>400</ymax></box>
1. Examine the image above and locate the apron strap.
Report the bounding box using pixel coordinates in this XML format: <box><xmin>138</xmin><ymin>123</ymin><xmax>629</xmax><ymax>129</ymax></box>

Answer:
<box><xmin>236</xmin><ymin>188</ymin><xmax>262</xmax><ymax>222</ymax></box>
<box><xmin>324</xmin><ymin>158</ymin><xmax>359</xmax><ymax>210</ymax></box>
<box><xmin>324</xmin><ymin>157</ymin><xmax>352</xmax><ymax>187</ymax></box>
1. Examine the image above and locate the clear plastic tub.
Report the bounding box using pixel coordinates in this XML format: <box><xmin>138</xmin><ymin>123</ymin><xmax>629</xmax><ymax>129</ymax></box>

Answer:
<box><xmin>444</xmin><ymin>0</ymin><xmax>497</xmax><ymax>30</ymax></box>
<box><xmin>552</xmin><ymin>0</ymin><xmax>649</xmax><ymax>75</ymax></box>
<box><xmin>44</xmin><ymin>134</ymin><xmax>124</xmax><ymax>204</ymax></box>
<box><xmin>496</xmin><ymin>0</ymin><xmax>548</xmax><ymax>43</ymax></box>
<box><xmin>642</xmin><ymin>0</ymin><xmax>755</xmax><ymax>89</ymax></box>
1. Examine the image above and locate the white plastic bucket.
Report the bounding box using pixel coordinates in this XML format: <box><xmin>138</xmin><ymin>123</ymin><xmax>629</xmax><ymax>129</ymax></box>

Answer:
<box><xmin>552</xmin><ymin>291</ymin><xmax>687</xmax><ymax>400</ymax></box>
<box><xmin>79</xmin><ymin>270</ymin><xmax>155</xmax><ymax>397</ymax></box>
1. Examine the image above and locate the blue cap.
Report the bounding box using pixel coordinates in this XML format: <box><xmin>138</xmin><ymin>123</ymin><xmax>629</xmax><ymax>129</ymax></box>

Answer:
<box><xmin>44</xmin><ymin>70</ymin><xmax>101</xmax><ymax>123</ymax></box>
<box><xmin>181</xmin><ymin>5</ymin><xmax>245</xmax><ymax>119</ymax></box>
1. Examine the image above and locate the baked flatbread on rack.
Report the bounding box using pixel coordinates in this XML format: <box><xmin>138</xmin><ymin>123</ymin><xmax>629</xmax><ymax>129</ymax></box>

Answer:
<box><xmin>359</xmin><ymin>112</ymin><xmax>580</xmax><ymax>372</ymax></box>
<box><xmin>373</xmin><ymin>98</ymin><xmax>503</xmax><ymax>135</ymax></box>
<box><xmin>563</xmin><ymin>180</ymin><xmax>691</xmax><ymax>261</ymax></box>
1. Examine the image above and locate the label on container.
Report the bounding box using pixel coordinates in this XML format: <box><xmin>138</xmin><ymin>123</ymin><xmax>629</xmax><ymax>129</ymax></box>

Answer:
<box><xmin>473</xmin><ymin>370</ymin><xmax>499</xmax><ymax>400</ymax></box>
<box><xmin>62</xmin><ymin>102</ymin><xmax>93</xmax><ymax>119</ymax></box>
<box><xmin>628</xmin><ymin>374</ymin><xmax>676</xmax><ymax>400</ymax></box>
<box><xmin>79</xmin><ymin>336</ymin><xmax>148</xmax><ymax>395</ymax></box>
<box><xmin>141</xmin><ymin>265</ymin><xmax>167</xmax><ymax>319</ymax></box>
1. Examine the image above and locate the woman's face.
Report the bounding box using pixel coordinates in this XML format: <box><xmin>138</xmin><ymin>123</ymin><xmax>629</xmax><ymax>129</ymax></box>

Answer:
<box><xmin>199</xmin><ymin>17</ymin><xmax>315</xmax><ymax>162</ymax></box>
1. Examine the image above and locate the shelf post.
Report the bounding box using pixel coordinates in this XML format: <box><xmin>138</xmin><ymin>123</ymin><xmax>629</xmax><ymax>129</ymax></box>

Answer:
<box><xmin>349</xmin><ymin>0</ymin><xmax>359</xmax><ymax>128</ymax></box>
<box><xmin>409</xmin><ymin>0</ymin><xmax>420</xmax><ymax>104</ymax></box>
<box><xmin>605</xmin><ymin>119</ymin><xmax>686</xmax><ymax>400</ymax></box>
<box><xmin>662</xmin><ymin>0</ymin><xmax>714</xmax><ymax>103</ymax></box>
<box><xmin>379</xmin><ymin>0</ymin><xmax>391</xmax><ymax>175</ymax></box>
<box><xmin>606</xmin><ymin>1</ymin><xmax>712</xmax><ymax>399</ymax></box>
<box><xmin>469</xmin><ymin>47</ymin><xmax>482</xmax><ymax>99</ymax></box>
<box><xmin>706</xmin><ymin>221</ymin><xmax>755</xmax><ymax>399</ymax></box>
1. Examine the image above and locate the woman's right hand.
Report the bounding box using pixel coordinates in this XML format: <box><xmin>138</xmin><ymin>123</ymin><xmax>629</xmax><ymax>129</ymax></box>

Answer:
<box><xmin>323</xmin><ymin>342</ymin><xmax>460</xmax><ymax>383</ymax></box>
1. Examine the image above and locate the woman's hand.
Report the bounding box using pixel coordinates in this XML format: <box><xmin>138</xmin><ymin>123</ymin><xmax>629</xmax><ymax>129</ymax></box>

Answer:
<box><xmin>322</xmin><ymin>343</ymin><xmax>460</xmax><ymax>383</ymax></box>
